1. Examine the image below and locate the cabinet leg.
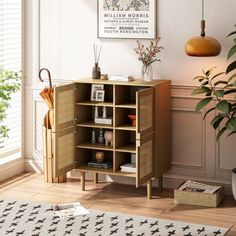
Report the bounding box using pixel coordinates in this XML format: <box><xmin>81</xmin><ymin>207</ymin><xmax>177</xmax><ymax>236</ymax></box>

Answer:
<box><xmin>158</xmin><ymin>176</ymin><xmax>163</xmax><ymax>191</ymax></box>
<box><xmin>94</xmin><ymin>173</ymin><xmax>98</xmax><ymax>184</ymax></box>
<box><xmin>147</xmin><ymin>179</ymin><xmax>152</xmax><ymax>199</ymax></box>
<box><xmin>81</xmin><ymin>172</ymin><xmax>85</xmax><ymax>191</ymax></box>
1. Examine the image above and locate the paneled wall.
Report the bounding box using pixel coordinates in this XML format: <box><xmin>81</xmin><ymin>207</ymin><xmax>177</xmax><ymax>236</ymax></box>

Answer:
<box><xmin>24</xmin><ymin>0</ymin><xmax>236</xmax><ymax>192</ymax></box>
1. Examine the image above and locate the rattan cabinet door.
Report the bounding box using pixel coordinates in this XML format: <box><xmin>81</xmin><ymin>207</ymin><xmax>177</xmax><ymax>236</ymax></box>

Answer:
<box><xmin>52</xmin><ymin>127</ymin><xmax>75</xmax><ymax>177</ymax></box>
<box><xmin>136</xmin><ymin>87</ymin><xmax>154</xmax><ymax>139</ymax></box>
<box><xmin>136</xmin><ymin>134</ymin><xmax>153</xmax><ymax>187</ymax></box>
<box><xmin>53</xmin><ymin>83</ymin><xmax>76</xmax><ymax>132</ymax></box>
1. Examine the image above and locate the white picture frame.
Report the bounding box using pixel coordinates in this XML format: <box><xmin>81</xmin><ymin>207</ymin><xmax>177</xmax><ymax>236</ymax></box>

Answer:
<box><xmin>95</xmin><ymin>90</ymin><xmax>105</xmax><ymax>102</ymax></box>
<box><xmin>90</xmin><ymin>84</ymin><xmax>104</xmax><ymax>101</ymax></box>
<box><xmin>98</xmin><ymin>0</ymin><xmax>157</xmax><ymax>39</ymax></box>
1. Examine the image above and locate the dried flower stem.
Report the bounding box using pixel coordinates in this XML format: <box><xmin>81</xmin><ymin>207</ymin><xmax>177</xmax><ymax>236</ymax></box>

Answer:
<box><xmin>134</xmin><ymin>37</ymin><xmax>164</xmax><ymax>66</ymax></box>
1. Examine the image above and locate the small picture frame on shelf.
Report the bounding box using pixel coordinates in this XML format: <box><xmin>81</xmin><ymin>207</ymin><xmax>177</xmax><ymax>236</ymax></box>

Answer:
<box><xmin>95</xmin><ymin>90</ymin><xmax>105</xmax><ymax>102</ymax></box>
<box><xmin>90</xmin><ymin>84</ymin><xmax>104</xmax><ymax>101</ymax></box>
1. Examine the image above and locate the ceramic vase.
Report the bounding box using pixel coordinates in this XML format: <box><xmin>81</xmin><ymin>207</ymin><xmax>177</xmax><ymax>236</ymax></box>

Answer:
<box><xmin>104</xmin><ymin>131</ymin><xmax>113</xmax><ymax>146</ymax></box>
<box><xmin>95</xmin><ymin>151</ymin><xmax>104</xmax><ymax>163</ymax></box>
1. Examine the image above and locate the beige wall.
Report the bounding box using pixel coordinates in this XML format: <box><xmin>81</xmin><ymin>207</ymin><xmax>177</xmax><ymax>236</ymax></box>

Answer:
<box><xmin>24</xmin><ymin>0</ymin><xmax>236</xmax><ymax>192</ymax></box>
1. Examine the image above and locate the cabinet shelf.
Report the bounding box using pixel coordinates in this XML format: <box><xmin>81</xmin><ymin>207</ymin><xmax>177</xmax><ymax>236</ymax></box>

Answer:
<box><xmin>76</xmin><ymin>165</ymin><xmax>136</xmax><ymax>177</ymax></box>
<box><xmin>116</xmin><ymin>125</ymin><xmax>136</xmax><ymax>131</ymax></box>
<box><xmin>114</xmin><ymin>171</ymin><xmax>136</xmax><ymax>178</ymax></box>
<box><xmin>77</xmin><ymin>165</ymin><xmax>113</xmax><ymax>174</ymax></box>
<box><xmin>76</xmin><ymin>101</ymin><xmax>113</xmax><ymax>107</ymax></box>
<box><xmin>76</xmin><ymin>121</ymin><xmax>113</xmax><ymax>129</ymax></box>
<box><xmin>77</xmin><ymin>143</ymin><xmax>113</xmax><ymax>151</ymax></box>
<box><xmin>115</xmin><ymin>144</ymin><xmax>136</xmax><ymax>153</ymax></box>
<box><xmin>115</xmin><ymin>103</ymin><xmax>136</xmax><ymax>109</ymax></box>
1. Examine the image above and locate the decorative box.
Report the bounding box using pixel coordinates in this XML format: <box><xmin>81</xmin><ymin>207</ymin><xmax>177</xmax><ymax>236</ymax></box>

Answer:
<box><xmin>174</xmin><ymin>182</ymin><xmax>224</xmax><ymax>208</ymax></box>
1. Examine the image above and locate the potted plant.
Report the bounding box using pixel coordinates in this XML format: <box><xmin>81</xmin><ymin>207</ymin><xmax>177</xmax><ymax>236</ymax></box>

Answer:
<box><xmin>192</xmin><ymin>25</ymin><xmax>236</xmax><ymax>199</ymax></box>
<box><xmin>0</xmin><ymin>67</ymin><xmax>21</xmax><ymax>147</ymax></box>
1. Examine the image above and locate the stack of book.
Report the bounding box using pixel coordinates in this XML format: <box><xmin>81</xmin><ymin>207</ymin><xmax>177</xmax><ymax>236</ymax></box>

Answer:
<box><xmin>109</xmin><ymin>75</ymin><xmax>134</xmax><ymax>82</ymax></box>
<box><xmin>120</xmin><ymin>163</ymin><xmax>136</xmax><ymax>173</ymax></box>
<box><xmin>88</xmin><ymin>161</ymin><xmax>112</xmax><ymax>169</ymax></box>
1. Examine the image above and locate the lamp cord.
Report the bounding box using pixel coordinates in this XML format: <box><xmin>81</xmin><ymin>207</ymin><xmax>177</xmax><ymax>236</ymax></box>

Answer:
<box><xmin>202</xmin><ymin>0</ymin><xmax>204</xmax><ymax>20</ymax></box>
<box><xmin>201</xmin><ymin>0</ymin><xmax>205</xmax><ymax>37</ymax></box>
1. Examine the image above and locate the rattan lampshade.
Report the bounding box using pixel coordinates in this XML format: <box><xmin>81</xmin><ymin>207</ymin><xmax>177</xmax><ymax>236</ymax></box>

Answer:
<box><xmin>185</xmin><ymin>0</ymin><xmax>221</xmax><ymax>57</ymax></box>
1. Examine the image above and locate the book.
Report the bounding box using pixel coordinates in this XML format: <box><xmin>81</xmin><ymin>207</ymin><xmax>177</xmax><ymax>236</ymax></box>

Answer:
<box><xmin>120</xmin><ymin>163</ymin><xmax>136</xmax><ymax>168</ymax></box>
<box><xmin>88</xmin><ymin>161</ymin><xmax>112</xmax><ymax>169</ymax></box>
<box><xmin>109</xmin><ymin>75</ymin><xmax>134</xmax><ymax>82</ymax></box>
<box><xmin>53</xmin><ymin>202</ymin><xmax>90</xmax><ymax>219</ymax></box>
<box><xmin>120</xmin><ymin>163</ymin><xmax>136</xmax><ymax>173</ymax></box>
<box><xmin>121</xmin><ymin>167</ymin><xmax>136</xmax><ymax>173</ymax></box>
<box><xmin>178</xmin><ymin>180</ymin><xmax>221</xmax><ymax>194</ymax></box>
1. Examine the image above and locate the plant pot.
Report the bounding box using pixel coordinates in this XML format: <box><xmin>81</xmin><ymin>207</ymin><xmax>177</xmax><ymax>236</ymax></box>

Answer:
<box><xmin>232</xmin><ymin>168</ymin><xmax>236</xmax><ymax>200</ymax></box>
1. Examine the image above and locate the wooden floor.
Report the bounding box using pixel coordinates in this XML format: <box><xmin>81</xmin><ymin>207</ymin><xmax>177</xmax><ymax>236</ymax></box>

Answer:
<box><xmin>0</xmin><ymin>172</ymin><xmax>236</xmax><ymax>235</ymax></box>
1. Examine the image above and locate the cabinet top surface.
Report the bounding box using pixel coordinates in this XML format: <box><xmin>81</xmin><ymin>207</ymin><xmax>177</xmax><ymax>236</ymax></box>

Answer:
<box><xmin>74</xmin><ymin>78</ymin><xmax>170</xmax><ymax>86</ymax></box>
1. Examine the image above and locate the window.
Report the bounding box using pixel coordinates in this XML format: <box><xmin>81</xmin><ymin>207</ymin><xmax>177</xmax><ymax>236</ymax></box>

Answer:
<box><xmin>0</xmin><ymin>0</ymin><xmax>22</xmax><ymax>159</ymax></box>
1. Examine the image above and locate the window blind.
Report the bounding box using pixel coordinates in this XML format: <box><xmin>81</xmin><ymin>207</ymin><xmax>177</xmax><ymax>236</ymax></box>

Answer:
<box><xmin>0</xmin><ymin>0</ymin><xmax>21</xmax><ymax>158</ymax></box>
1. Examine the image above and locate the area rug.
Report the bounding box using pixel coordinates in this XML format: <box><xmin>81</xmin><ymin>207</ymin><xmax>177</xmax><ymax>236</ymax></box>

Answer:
<box><xmin>0</xmin><ymin>199</ymin><xmax>229</xmax><ymax>236</ymax></box>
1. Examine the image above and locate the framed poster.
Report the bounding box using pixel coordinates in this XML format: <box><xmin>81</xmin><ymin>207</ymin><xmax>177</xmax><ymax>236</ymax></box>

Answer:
<box><xmin>98</xmin><ymin>0</ymin><xmax>157</xmax><ymax>39</ymax></box>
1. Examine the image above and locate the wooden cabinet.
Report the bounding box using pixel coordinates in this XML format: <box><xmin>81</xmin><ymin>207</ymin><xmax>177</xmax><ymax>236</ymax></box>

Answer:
<box><xmin>49</xmin><ymin>78</ymin><xmax>171</xmax><ymax>198</ymax></box>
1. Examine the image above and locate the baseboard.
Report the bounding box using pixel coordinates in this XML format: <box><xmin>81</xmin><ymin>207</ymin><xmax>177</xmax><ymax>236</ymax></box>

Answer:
<box><xmin>0</xmin><ymin>158</ymin><xmax>25</xmax><ymax>182</ymax></box>
<box><xmin>24</xmin><ymin>158</ymin><xmax>44</xmax><ymax>173</ymax></box>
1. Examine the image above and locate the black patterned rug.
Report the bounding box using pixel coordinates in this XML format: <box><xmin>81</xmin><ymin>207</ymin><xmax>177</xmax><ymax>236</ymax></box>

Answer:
<box><xmin>0</xmin><ymin>199</ymin><xmax>229</xmax><ymax>236</ymax></box>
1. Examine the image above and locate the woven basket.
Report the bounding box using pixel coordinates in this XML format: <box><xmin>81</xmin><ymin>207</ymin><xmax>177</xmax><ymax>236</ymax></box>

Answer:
<box><xmin>174</xmin><ymin>184</ymin><xmax>224</xmax><ymax>208</ymax></box>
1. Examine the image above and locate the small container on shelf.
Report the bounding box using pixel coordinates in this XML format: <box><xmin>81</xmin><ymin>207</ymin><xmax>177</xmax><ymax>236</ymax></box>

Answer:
<box><xmin>95</xmin><ymin>151</ymin><xmax>104</xmax><ymax>163</ymax></box>
<box><xmin>128</xmin><ymin>114</ymin><xmax>136</xmax><ymax>126</ymax></box>
<box><xmin>104</xmin><ymin>130</ymin><xmax>113</xmax><ymax>146</ymax></box>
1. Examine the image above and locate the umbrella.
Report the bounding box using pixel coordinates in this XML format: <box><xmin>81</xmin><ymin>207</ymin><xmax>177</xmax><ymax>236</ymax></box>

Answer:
<box><xmin>39</xmin><ymin>68</ymin><xmax>54</xmax><ymax>128</ymax></box>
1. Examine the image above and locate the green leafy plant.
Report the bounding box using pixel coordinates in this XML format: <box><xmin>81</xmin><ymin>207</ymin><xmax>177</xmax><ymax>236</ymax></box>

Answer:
<box><xmin>192</xmin><ymin>25</ymin><xmax>236</xmax><ymax>139</ymax></box>
<box><xmin>0</xmin><ymin>67</ymin><xmax>21</xmax><ymax>139</ymax></box>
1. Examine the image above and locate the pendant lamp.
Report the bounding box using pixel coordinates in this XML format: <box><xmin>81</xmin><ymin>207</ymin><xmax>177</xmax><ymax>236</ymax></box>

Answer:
<box><xmin>185</xmin><ymin>0</ymin><xmax>221</xmax><ymax>57</ymax></box>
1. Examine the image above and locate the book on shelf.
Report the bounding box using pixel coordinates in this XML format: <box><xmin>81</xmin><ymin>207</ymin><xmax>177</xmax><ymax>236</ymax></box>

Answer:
<box><xmin>88</xmin><ymin>161</ymin><xmax>112</xmax><ymax>169</ymax></box>
<box><xmin>121</xmin><ymin>167</ymin><xmax>136</xmax><ymax>173</ymax></box>
<box><xmin>109</xmin><ymin>75</ymin><xmax>134</xmax><ymax>82</ymax></box>
<box><xmin>120</xmin><ymin>163</ymin><xmax>136</xmax><ymax>173</ymax></box>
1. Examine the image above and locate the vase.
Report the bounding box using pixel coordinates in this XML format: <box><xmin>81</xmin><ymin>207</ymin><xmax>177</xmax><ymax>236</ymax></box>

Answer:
<box><xmin>104</xmin><ymin>131</ymin><xmax>113</xmax><ymax>146</ymax></box>
<box><xmin>232</xmin><ymin>168</ymin><xmax>236</xmax><ymax>200</ymax></box>
<box><xmin>95</xmin><ymin>151</ymin><xmax>104</xmax><ymax>163</ymax></box>
<box><xmin>92</xmin><ymin>63</ymin><xmax>101</xmax><ymax>80</ymax></box>
<box><xmin>141</xmin><ymin>64</ymin><xmax>153</xmax><ymax>82</ymax></box>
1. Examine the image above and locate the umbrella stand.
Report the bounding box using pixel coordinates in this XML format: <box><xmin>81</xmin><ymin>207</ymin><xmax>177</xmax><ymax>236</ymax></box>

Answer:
<box><xmin>39</xmin><ymin>68</ymin><xmax>66</xmax><ymax>183</ymax></box>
